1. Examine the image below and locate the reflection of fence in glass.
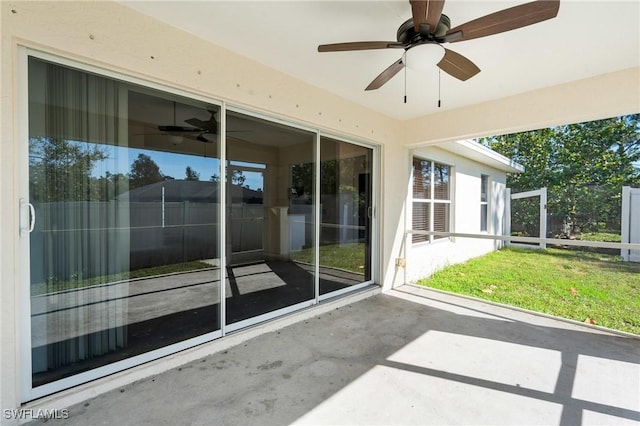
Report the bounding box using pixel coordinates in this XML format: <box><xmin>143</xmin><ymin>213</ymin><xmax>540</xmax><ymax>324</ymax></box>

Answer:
<box><xmin>31</xmin><ymin>201</ymin><xmax>219</xmax><ymax>286</ymax></box>
<box><xmin>230</xmin><ymin>204</ymin><xmax>264</xmax><ymax>252</ymax></box>
<box><xmin>318</xmin><ymin>190</ymin><xmax>367</xmax><ymax>246</ymax></box>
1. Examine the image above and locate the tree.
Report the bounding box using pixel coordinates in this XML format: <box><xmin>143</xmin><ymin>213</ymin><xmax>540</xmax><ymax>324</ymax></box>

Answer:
<box><xmin>482</xmin><ymin>114</ymin><xmax>640</xmax><ymax>234</ymax></box>
<box><xmin>232</xmin><ymin>170</ymin><xmax>246</xmax><ymax>186</ymax></box>
<box><xmin>129</xmin><ymin>153</ymin><xmax>163</xmax><ymax>189</ymax></box>
<box><xmin>185</xmin><ymin>166</ymin><xmax>200</xmax><ymax>181</ymax></box>
<box><xmin>96</xmin><ymin>171</ymin><xmax>129</xmax><ymax>200</ymax></box>
<box><xmin>29</xmin><ymin>137</ymin><xmax>108</xmax><ymax>202</ymax></box>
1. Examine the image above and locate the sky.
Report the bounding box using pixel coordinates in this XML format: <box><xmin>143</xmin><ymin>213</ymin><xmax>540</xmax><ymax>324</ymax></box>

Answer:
<box><xmin>92</xmin><ymin>145</ymin><xmax>264</xmax><ymax>190</ymax></box>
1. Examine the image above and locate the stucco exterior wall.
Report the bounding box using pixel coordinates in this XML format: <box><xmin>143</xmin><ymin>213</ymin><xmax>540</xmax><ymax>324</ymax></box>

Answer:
<box><xmin>1</xmin><ymin>0</ymin><xmax>638</xmax><ymax>415</ymax></box>
<box><xmin>405</xmin><ymin>146</ymin><xmax>508</xmax><ymax>282</ymax></box>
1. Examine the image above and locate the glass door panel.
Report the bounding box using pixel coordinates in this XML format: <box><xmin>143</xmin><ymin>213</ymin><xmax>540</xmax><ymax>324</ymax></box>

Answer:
<box><xmin>225</xmin><ymin>111</ymin><xmax>315</xmax><ymax>325</ymax></box>
<box><xmin>228</xmin><ymin>167</ymin><xmax>265</xmax><ymax>265</ymax></box>
<box><xmin>28</xmin><ymin>57</ymin><xmax>221</xmax><ymax>387</ymax></box>
<box><xmin>318</xmin><ymin>137</ymin><xmax>373</xmax><ymax>295</ymax></box>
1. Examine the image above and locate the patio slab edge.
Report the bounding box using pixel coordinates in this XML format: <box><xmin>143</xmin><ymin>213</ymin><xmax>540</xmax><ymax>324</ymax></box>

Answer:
<box><xmin>397</xmin><ymin>284</ymin><xmax>640</xmax><ymax>340</ymax></box>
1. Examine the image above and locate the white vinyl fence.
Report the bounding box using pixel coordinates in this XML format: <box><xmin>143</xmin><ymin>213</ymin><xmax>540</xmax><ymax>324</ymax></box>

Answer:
<box><xmin>410</xmin><ymin>186</ymin><xmax>640</xmax><ymax>261</ymax></box>
<box><xmin>621</xmin><ymin>186</ymin><xmax>640</xmax><ymax>262</ymax></box>
<box><xmin>507</xmin><ymin>188</ymin><xmax>547</xmax><ymax>249</ymax></box>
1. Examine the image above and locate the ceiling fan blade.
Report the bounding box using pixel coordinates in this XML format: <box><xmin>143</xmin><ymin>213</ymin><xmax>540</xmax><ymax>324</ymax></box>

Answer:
<box><xmin>185</xmin><ymin>109</ymin><xmax>219</xmax><ymax>133</ymax></box>
<box><xmin>437</xmin><ymin>48</ymin><xmax>480</xmax><ymax>81</ymax></box>
<box><xmin>318</xmin><ymin>41</ymin><xmax>404</xmax><ymax>52</ymax></box>
<box><xmin>445</xmin><ymin>0</ymin><xmax>560</xmax><ymax>43</ymax></box>
<box><xmin>365</xmin><ymin>58</ymin><xmax>405</xmax><ymax>91</ymax></box>
<box><xmin>410</xmin><ymin>0</ymin><xmax>445</xmax><ymax>34</ymax></box>
<box><xmin>157</xmin><ymin>125</ymin><xmax>201</xmax><ymax>133</ymax></box>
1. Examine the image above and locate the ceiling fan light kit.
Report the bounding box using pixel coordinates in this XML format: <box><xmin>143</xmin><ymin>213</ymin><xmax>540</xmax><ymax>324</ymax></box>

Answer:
<box><xmin>318</xmin><ymin>0</ymin><xmax>560</xmax><ymax>101</ymax></box>
<box><xmin>168</xmin><ymin>134</ymin><xmax>183</xmax><ymax>145</ymax></box>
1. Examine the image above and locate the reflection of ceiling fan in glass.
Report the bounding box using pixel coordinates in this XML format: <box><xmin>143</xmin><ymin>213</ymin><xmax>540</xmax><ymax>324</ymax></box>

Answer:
<box><xmin>155</xmin><ymin>102</ymin><xmax>219</xmax><ymax>144</ymax></box>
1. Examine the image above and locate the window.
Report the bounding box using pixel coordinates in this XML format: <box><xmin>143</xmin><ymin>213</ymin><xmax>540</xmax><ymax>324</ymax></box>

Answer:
<box><xmin>412</xmin><ymin>158</ymin><xmax>451</xmax><ymax>243</ymax></box>
<box><xmin>27</xmin><ymin>57</ymin><xmax>223</xmax><ymax>388</ymax></box>
<box><xmin>480</xmin><ymin>175</ymin><xmax>489</xmax><ymax>232</ymax></box>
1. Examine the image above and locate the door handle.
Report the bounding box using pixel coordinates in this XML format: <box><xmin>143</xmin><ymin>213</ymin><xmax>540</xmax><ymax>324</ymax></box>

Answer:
<box><xmin>28</xmin><ymin>203</ymin><xmax>36</xmax><ymax>233</ymax></box>
<box><xmin>19</xmin><ymin>199</ymin><xmax>35</xmax><ymax>236</ymax></box>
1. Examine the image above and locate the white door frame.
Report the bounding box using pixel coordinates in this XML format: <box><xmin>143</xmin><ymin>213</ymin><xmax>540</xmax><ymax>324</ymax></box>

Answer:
<box><xmin>18</xmin><ymin>47</ymin><xmax>382</xmax><ymax>402</ymax></box>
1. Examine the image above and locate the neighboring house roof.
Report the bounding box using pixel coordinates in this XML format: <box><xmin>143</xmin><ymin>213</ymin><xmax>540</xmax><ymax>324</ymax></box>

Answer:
<box><xmin>437</xmin><ymin>139</ymin><xmax>525</xmax><ymax>174</ymax></box>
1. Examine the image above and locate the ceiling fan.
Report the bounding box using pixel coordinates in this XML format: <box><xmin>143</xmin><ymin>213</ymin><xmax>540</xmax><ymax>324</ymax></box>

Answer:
<box><xmin>182</xmin><ymin>110</ymin><xmax>219</xmax><ymax>142</ymax></box>
<box><xmin>155</xmin><ymin>105</ymin><xmax>219</xmax><ymax>143</ymax></box>
<box><xmin>318</xmin><ymin>0</ymin><xmax>560</xmax><ymax>91</ymax></box>
<box><xmin>153</xmin><ymin>106</ymin><xmax>249</xmax><ymax>143</ymax></box>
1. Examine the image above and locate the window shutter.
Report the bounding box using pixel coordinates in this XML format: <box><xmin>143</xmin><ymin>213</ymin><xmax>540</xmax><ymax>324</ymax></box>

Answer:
<box><xmin>433</xmin><ymin>203</ymin><xmax>450</xmax><ymax>239</ymax></box>
<box><xmin>412</xmin><ymin>158</ymin><xmax>451</xmax><ymax>243</ymax></box>
<box><xmin>412</xmin><ymin>202</ymin><xmax>430</xmax><ymax>243</ymax></box>
<box><xmin>434</xmin><ymin>163</ymin><xmax>450</xmax><ymax>200</ymax></box>
<box><xmin>412</xmin><ymin>159</ymin><xmax>431</xmax><ymax>199</ymax></box>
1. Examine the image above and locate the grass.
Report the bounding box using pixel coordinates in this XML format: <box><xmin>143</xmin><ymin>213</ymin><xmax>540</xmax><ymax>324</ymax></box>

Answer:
<box><xmin>417</xmin><ymin>248</ymin><xmax>640</xmax><ymax>335</ymax></box>
<box><xmin>33</xmin><ymin>260</ymin><xmax>213</xmax><ymax>296</ymax></box>
<box><xmin>577</xmin><ymin>231</ymin><xmax>621</xmax><ymax>242</ymax></box>
<box><xmin>291</xmin><ymin>243</ymin><xmax>365</xmax><ymax>274</ymax></box>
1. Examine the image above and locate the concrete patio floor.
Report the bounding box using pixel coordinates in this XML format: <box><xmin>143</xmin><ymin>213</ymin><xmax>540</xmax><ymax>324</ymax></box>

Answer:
<box><xmin>30</xmin><ymin>285</ymin><xmax>640</xmax><ymax>425</ymax></box>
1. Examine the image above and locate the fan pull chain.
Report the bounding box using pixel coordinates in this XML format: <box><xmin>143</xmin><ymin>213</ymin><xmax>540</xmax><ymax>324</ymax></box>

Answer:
<box><xmin>403</xmin><ymin>52</ymin><xmax>407</xmax><ymax>104</ymax></box>
<box><xmin>438</xmin><ymin>68</ymin><xmax>441</xmax><ymax>108</ymax></box>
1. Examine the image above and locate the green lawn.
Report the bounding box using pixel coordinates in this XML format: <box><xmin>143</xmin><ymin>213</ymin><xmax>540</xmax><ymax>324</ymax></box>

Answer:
<box><xmin>33</xmin><ymin>260</ymin><xmax>213</xmax><ymax>295</ymax></box>
<box><xmin>577</xmin><ymin>231</ymin><xmax>622</xmax><ymax>242</ymax></box>
<box><xmin>291</xmin><ymin>243</ymin><xmax>365</xmax><ymax>274</ymax></box>
<box><xmin>417</xmin><ymin>248</ymin><xmax>640</xmax><ymax>334</ymax></box>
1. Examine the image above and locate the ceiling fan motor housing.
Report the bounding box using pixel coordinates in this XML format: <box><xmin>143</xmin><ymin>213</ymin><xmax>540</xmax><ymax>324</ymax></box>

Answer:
<box><xmin>397</xmin><ymin>14</ymin><xmax>451</xmax><ymax>45</ymax></box>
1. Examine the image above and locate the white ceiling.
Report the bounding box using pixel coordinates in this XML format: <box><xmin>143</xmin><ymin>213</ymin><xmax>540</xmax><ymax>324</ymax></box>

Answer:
<box><xmin>121</xmin><ymin>1</ymin><xmax>639</xmax><ymax>121</ymax></box>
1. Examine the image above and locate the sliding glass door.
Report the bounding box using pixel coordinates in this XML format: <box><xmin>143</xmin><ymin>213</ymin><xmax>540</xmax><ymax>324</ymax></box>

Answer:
<box><xmin>22</xmin><ymin>52</ymin><xmax>377</xmax><ymax>399</ymax></box>
<box><xmin>225</xmin><ymin>111</ymin><xmax>316</xmax><ymax>327</ymax></box>
<box><xmin>27</xmin><ymin>57</ymin><xmax>222</xmax><ymax>388</ymax></box>
<box><xmin>318</xmin><ymin>137</ymin><xmax>373</xmax><ymax>296</ymax></box>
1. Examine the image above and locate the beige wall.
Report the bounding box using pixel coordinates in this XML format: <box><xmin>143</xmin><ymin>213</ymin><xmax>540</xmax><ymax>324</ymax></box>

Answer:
<box><xmin>1</xmin><ymin>1</ymin><xmax>638</xmax><ymax>413</ymax></box>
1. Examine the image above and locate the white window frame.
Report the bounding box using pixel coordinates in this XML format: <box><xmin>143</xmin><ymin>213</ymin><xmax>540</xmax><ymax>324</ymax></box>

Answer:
<box><xmin>411</xmin><ymin>157</ymin><xmax>453</xmax><ymax>244</ymax></box>
<box><xmin>480</xmin><ymin>174</ymin><xmax>490</xmax><ymax>233</ymax></box>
